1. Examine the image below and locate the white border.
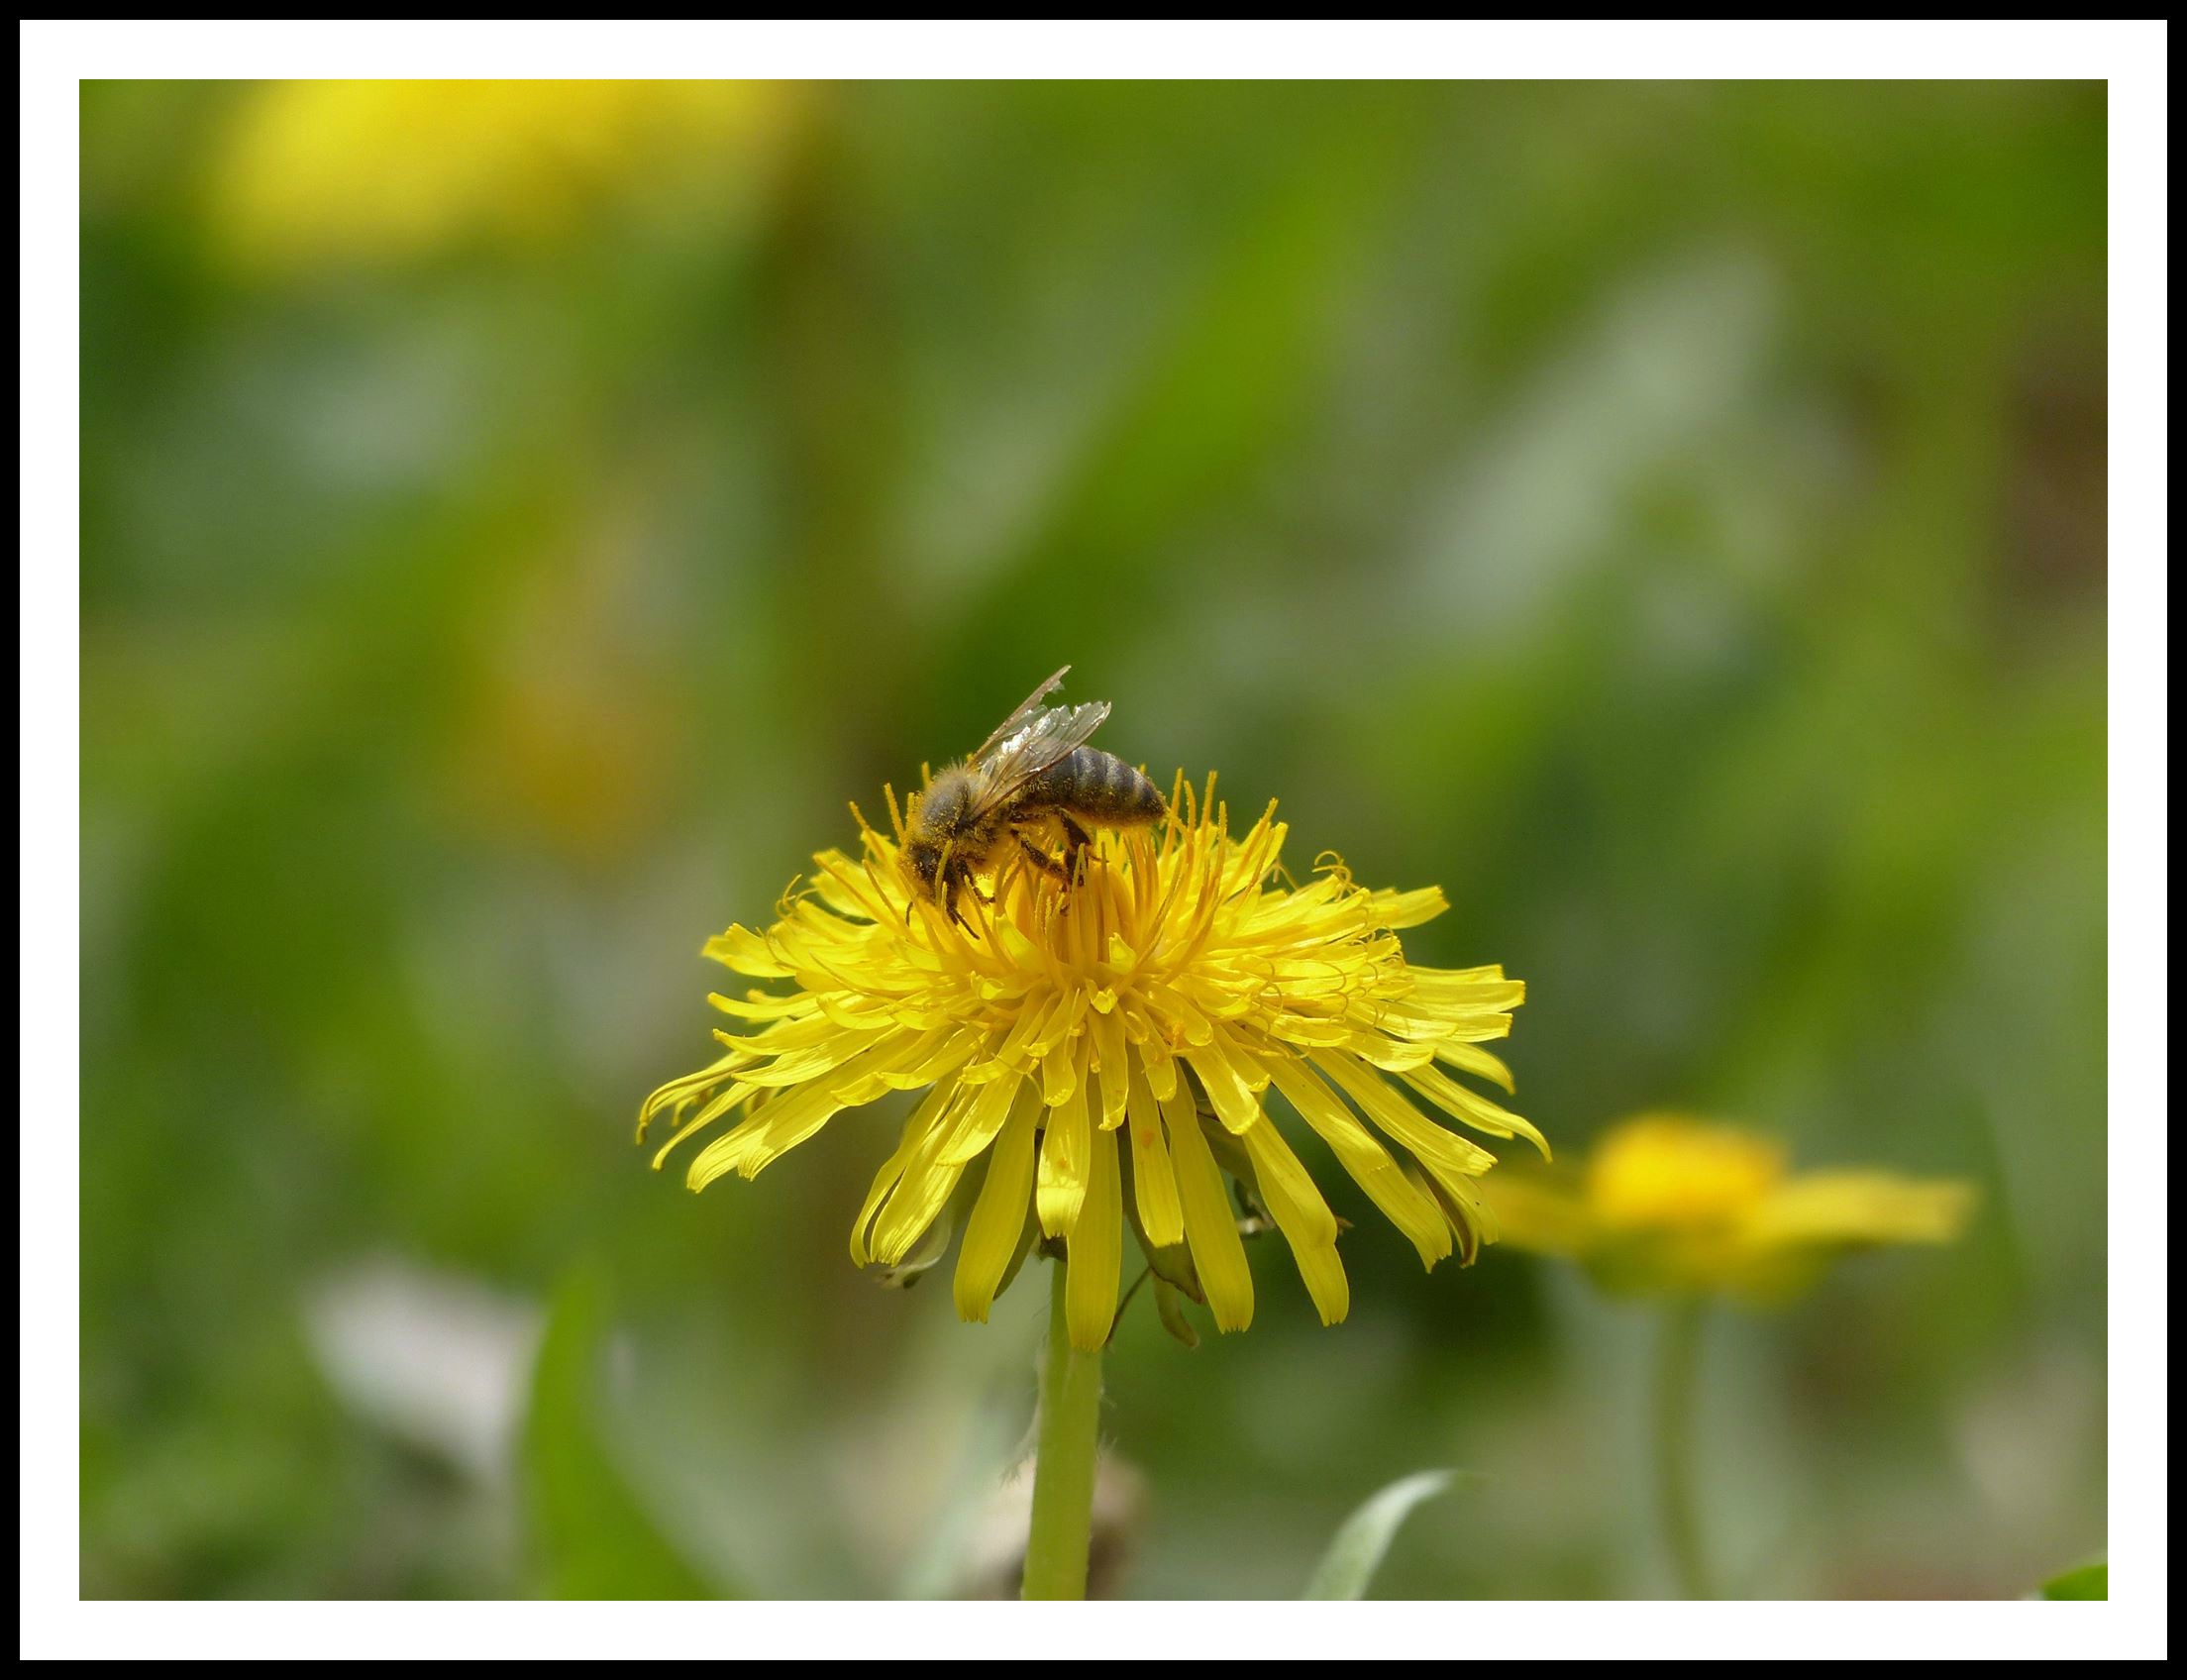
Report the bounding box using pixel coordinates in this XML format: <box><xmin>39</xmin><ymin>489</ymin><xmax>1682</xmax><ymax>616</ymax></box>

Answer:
<box><xmin>14</xmin><ymin>18</ymin><xmax>2176</xmax><ymax>80</ymax></box>
<box><xmin>23</xmin><ymin>19</ymin><xmax>2166</xmax><ymax>1662</ymax></box>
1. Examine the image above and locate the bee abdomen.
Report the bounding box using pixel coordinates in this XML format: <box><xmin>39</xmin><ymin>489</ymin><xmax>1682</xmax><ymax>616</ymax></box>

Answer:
<box><xmin>1025</xmin><ymin>746</ymin><xmax>1166</xmax><ymax>825</ymax></box>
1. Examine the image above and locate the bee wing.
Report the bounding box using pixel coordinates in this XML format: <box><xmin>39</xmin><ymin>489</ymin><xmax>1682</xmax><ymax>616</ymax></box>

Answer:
<box><xmin>967</xmin><ymin>698</ymin><xmax>1111</xmax><ymax>814</ymax></box>
<box><xmin>972</xmin><ymin>666</ymin><xmax>1072</xmax><ymax>763</ymax></box>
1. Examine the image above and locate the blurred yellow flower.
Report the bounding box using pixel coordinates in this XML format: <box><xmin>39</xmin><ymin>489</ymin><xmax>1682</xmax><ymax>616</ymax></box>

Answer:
<box><xmin>437</xmin><ymin>561</ymin><xmax>681</xmax><ymax>867</ymax></box>
<box><xmin>211</xmin><ymin>79</ymin><xmax>803</xmax><ymax>271</ymax></box>
<box><xmin>1484</xmin><ymin>1112</ymin><xmax>1974</xmax><ymax>1303</ymax></box>
<box><xmin>642</xmin><ymin>781</ymin><xmax>1538</xmax><ymax>1350</ymax></box>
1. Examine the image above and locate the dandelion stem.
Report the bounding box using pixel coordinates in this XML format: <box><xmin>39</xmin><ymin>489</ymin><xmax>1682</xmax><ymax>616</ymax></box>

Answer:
<box><xmin>1021</xmin><ymin>1260</ymin><xmax>1103</xmax><ymax>1600</ymax></box>
<box><xmin>1653</xmin><ymin>1300</ymin><xmax>1713</xmax><ymax>1599</ymax></box>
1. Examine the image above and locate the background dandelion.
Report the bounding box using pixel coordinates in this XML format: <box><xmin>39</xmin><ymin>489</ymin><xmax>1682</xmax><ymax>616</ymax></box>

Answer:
<box><xmin>78</xmin><ymin>78</ymin><xmax>2106</xmax><ymax>1600</ymax></box>
<box><xmin>1484</xmin><ymin>1114</ymin><xmax>1979</xmax><ymax>1597</ymax></box>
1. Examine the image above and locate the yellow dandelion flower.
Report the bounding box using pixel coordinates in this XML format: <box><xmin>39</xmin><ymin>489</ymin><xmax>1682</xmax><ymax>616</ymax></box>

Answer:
<box><xmin>211</xmin><ymin>79</ymin><xmax>805</xmax><ymax>272</ymax></box>
<box><xmin>641</xmin><ymin>778</ymin><xmax>1538</xmax><ymax>1351</ymax></box>
<box><xmin>1484</xmin><ymin>1111</ymin><xmax>1975</xmax><ymax>1303</ymax></box>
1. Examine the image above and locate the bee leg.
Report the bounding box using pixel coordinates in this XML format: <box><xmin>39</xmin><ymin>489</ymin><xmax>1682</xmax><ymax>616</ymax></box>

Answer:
<box><xmin>943</xmin><ymin>866</ymin><xmax>975</xmax><ymax>930</ymax></box>
<box><xmin>945</xmin><ymin>860</ymin><xmax>1002</xmax><ymax>931</ymax></box>
<box><xmin>1058</xmin><ymin>814</ymin><xmax>1095</xmax><ymax>881</ymax></box>
<box><xmin>1016</xmin><ymin>832</ymin><xmax>1070</xmax><ymax>884</ymax></box>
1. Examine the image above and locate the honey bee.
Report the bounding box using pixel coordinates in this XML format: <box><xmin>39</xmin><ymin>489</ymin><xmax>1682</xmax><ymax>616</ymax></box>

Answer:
<box><xmin>901</xmin><ymin>666</ymin><xmax>1167</xmax><ymax>919</ymax></box>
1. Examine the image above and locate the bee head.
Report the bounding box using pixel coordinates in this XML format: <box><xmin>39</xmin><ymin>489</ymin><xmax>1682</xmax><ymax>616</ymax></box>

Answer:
<box><xmin>900</xmin><ymin>833</ymin><xmax>945</xmax><ymax>900</ymax></box>
<box><xmin>901</xmin><ymin>767</ymin><xmax>981</xmax><ymax>905</ymax></box>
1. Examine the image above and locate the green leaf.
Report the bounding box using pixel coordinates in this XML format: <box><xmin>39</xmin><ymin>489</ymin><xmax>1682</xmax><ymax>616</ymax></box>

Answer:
<box><xmin>1301</xmin><ymin>1469</ymin><xmax>1458</xmax><ymax>1600</ymax></box>
<box><xmin>2037</xmin><ymin>1559</ymin><xmax>2108</xmax><ymax>1600</ymax></box>
<box><xmin>521</xmin><ymin>1267</ymin><xmax>717</xmax><ymax>1599</ymax></box>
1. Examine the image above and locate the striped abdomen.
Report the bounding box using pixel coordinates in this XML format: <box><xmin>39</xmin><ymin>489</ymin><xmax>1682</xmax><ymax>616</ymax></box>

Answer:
<box><xmin>1016</xmin><ymin>747</ymin><xmax>1166</xmax><ymax>826</ymax></box>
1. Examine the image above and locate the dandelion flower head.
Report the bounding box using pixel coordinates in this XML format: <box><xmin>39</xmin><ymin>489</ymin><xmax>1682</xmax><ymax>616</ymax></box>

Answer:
<box><xmin>213</xmin><ymin>79</ymin><xmax>804</xmax><ymax>272</ymax></box>
<box><xmin>1483</xmin><ymin>1112</ymin><xmax>1976</xmax><ymax>1303</ymax></box>
<box><xmin>641</xmin><ymin>777</ymin><xmax>1538</xmax><ymax>1350</ymax></box>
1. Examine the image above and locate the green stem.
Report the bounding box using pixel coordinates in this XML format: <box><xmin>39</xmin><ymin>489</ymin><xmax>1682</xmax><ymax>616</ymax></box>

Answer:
<box><xmin>1654</xmin><ymin>1300</ymin><xmax>1713</xmax><ymax>1600</ymax></box>
<box><xmin>1020</xmin><ymin>1260</ymin><xmax>1104</xmax><ymax>1600</ymax></box>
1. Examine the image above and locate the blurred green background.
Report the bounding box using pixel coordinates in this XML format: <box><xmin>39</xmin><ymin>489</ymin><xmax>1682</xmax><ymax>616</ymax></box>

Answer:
<box><xmin>79</xmin><ymin>79</ymin><xmax>2106</xmax><ymax>1600</ymax></box>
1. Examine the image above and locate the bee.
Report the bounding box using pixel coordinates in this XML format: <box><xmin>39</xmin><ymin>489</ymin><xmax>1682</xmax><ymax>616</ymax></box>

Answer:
<box><xmin>901</xmin><ymin>666</ymin><xmax>1167</xmax><ymax>920</ymax></box>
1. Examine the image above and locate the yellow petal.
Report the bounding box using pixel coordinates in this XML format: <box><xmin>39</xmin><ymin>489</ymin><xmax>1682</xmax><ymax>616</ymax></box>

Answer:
<box><xmin>1031</xmin><ymin>988</ymin><xmax>1090</xmax><ymax>1059</ymax></box>
<box><xmin>952</xmin><ymin>1086</ymin><xmax>1041</xmax><ymax>1321</ymax></box>
<box><xmin>936</xmin><ymin>1064</ymin><xmax>1026</xmax><ymax>1165</ymax></box>
<box><xmin>1240</xmin><ymin>1117</ymin><xmax>1349</xmax><ymax>1325</ymax></box>
<box><xmin>647</xmin><ymin>1081</ymin><xmax>757</xmax><ymax>1170</ymax></box>
<box><xmin>1064</xmin><ymin>1126</ymin><xmax>1123</xmax><ymax>1351</ymax></box>
<box><xmin>990</xmin><ymin>988</ymin><xmax>1059</xmax><ymax>1071</ymax></box>
<box><xmin>1141</xmin><ymin>1038</ymin><xmax>1180</xmax><ymax>1102</ymax></box>
<box><xmin>1748</xmin><ymin>1172</ymin><xmax>1976</xmax><ymax>1250</ymax></box>
<box><xmin>1367</xmin><ymin>885</ymin><xmax>1448</xmax><ymax>928</ymax></box>
<box><xmin>701</xmin><ymin>924</ymin><xmax>790</xmax><ymax>977</ymax></box>
<box><xmin>1040</xmin><ymin>1029</ymin><xmax>1082</xmax><ymax>1107</ymax></box>
<box><xmin>701</xmin><ymin>990</ymin><xmax>817</xmax><ymax>1022</ymax></box>
<box><xmin>870</xmin><ymin>1108</ymin><xmax>968</xmax><ymax>1267</ymax></box>
<box><xmin>737</xmin><ymin>1024</ymin><xmax>898</xmax><ymax>1086</ymax></box>
<box><xmin>1313</xmin><ymin>1049</ymin><xmax>1497</xmax><ymax>1187</ymax></box>
<box><xmin>851</xmin><ymin>1079</ymin><xmax>963</xmax><ymax>1265</ymax></box>
<box><xmin>874</xmin><ymin>1025</ymin><xmax>982</xmax><ymax>1093</ymax></box>
<box><xmin>638</xmin><ymin>1049</ymin><xmax>743</xmax><ymax>1137</ymax></box>
<box><xmin>1089</xmin><ymin>1006</ymin><xmax>1130</xmax><ymax>1130</ymax></box>
<box><xmin>1404</xmin><ymin>1060</ymin><xmax>1549</xmax><ymax>1159</ymax></box>
<box><xmin>1185</xmin><ymin>1032</ymin><xmax>1265</xmax><ymax>1133</ymax></box>
<box><xmin>1406</xmin><ymin>963</ymin><xmax>1522</xmax><ymax>999</ymax></box>
<box><xmin>1431</xmin><ymin>1041</ymin><xmax>1516</xmax><ymax>1095</ymax></box>
<box><xmin>1036</xmin><ymin>1039</ymin><xmax>1094</xmax><ymax>1237</ymax></box>
<box><xmin>684</xmin><ymin>1075</ymin><xmax>844</xmax><ymax>1190</ymax></box>
<box><xmin>1125</xmin><ymin>1062</ymin><xmax>1185</xmax><ymax>1248</ymax></box>
<box><xmin>1161</xmin><ymin>1078</ymin><xmax>1253</xmax><ymax>1332</ymax></box>
<box><xmin>1268</xmin><ymin>1059</ymin><xmax>1450</xmax><ymax>1268</ymax></box>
